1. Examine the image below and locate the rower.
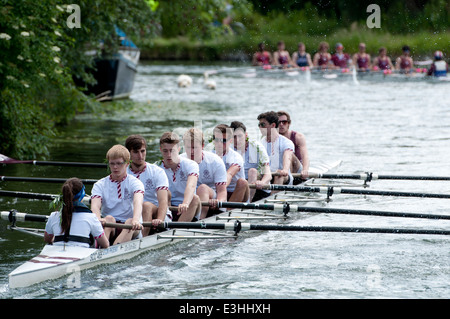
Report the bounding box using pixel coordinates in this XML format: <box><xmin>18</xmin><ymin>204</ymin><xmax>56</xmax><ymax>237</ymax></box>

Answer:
<box><xmin>257</xmin><ymin>111</ymin><xmax>296</xmax><ymax>185</ymax></box>
<box><xmin>276</xmin><ymin>111</ymin><xmax>310</xmax><ymax>180</ymax></box>
<box><xmin>313</xmin><ymin>41</ymin><xmax>333</xmax><ymax>69</ymax></box>
<box><xmin>291</xmin><ymin>42</ymin><xmax>314</xmax><ymax>69</ymax></box>
<box><xmin>273</xmin><ymin>41</ymin><xmax>294</xmax><ymax>68</ymax></box>
<box><xmin>395</xmin><ymin>45</ymin><xmax>414</xmax><ymax>73</ymax></box>
<box><xmin>181</xmin><ymin>128</ymin><xmax>227</xmax><ymax>219</ymax></box>
<box><xmin>157</xmin><ymin>132</ymin><xmax>201</xmax><ymax>222</ymax></box>
<box><xmin>91</xmin><ymin>145</ymin><xmax>145</xmax><ymax>245</ymax></box>
<box><xmin>352</xmin><ymin>42</ymin><xmax>371</xmax><ymax>71</ymax></box>
<box><xmin>331</xmin><ymin>42</ymin><xmax>352</xmax><ymax>69</ymax></box>
<box><xmin>427</xmin><ymin>50</ymin><xmax>448</xmax><ymax>77</ymax></box>
<box><xmin>230</xmin><ymin>121</ymin><xmax>272</xmax><ymax>202</ymax></box>
<box><xmin>125</xmin><ymin>135</ymin><xmax>171</xmax><ymax>236</ymax></box>
<box><xmin>210</xmin><ymin>124</ymin><xmax>249</xmax><ymax>203</ymax></box>
<box><xmin>44</xmin><ymin>178</ymin><xmax>109</xmax><ymax>249</ymax></box>
<box><xmin>373</xmin><ymin>47</ymin><xmax>394</xmax><ymax>72</ymax></box>
<box><xmin>252</xmin><ymin>42</ymin><xmax>272</xmax><ymax>67</ymax></box>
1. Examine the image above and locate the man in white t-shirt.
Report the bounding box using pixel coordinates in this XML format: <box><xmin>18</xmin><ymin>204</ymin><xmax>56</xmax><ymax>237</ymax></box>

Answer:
<box><xmin>211</xmin><ymin>124</ymin><xmax>249</xmax><ymax>203</ymax></box>
<box><xmin>91</xmin><ymin>145</ymin><xmax>144</xmax><ymax>245</ymax></box>
<box><xmin>157</xmin><ymin>132</ymin><xmax>201</xmax><ymax>222</ymax></box>
<box><xmin>125</xmin><ymin>135</ymin><xmax>171</xmax><ymax>236</ymax></box>
<box><xmin>257</xmin><ymin>111</ymin><xmax>295</xmax><ymax>185</ymax></box>
<box><xmin>230</xmin><ymin>121</ymin><xmax>272</xmax><ymax>202</ymax></box>
<box><xmin>181</xmin><ymin>128</ymin><xmax>227</xmax><ymax>219</ymax></box>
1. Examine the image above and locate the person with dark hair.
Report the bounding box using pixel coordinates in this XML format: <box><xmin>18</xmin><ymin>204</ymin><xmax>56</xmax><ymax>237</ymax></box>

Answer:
<box><xmin>395</xmin><ymin>45</ymin><xmax>413</xmax><ymax>73</ymax></box>
<box><xmin>252</xmin><ymin>42</ymin><xmax>272</xmax><ymax>67</ymax></box>
<box><xmin>125</xmin><ymin>134</ymin><xmax>171</xmax><ymax>236</ymax></box>
<box><xmin>257</xmin><ymin>111</ymin><xmax>296</xmax><ymax>185</ymax></box>
<box><xmin>230</xmin><ymin>121</ymin><xmax>272</xmax><ymax>202</ymax></box>
<box><xmin>276</xmin><ymin>111</ymin><xmax>310</xmax><ymax>180</ymax></box>
<box><xmin>157</xmin><ymin>132</ymin><xmax>201</xmax><ymax>222</ymax></box>
<box><xmin>44</xmin><ymin>178</ymin><xmax>109</xmax><ymax>249</ymax></box>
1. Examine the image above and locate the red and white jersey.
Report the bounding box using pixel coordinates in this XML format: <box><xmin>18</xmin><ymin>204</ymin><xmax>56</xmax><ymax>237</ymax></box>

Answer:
<box><xmin>181</xmin><ymin>151</ymin><xmax>227</xmax><ymax>190</ymax></box>
<box><xmin>157</xmin><ymin>157</ymin><xmax>199</xmax><ymax>206</ymax></box>
<box><xmin>212</xmin><ymin>147</ymin><xmax>245</xmax><ymax>192</ymax></box>
<box><xmin>127</xmin><ymin>162</ymin><xmax>169</xmax><ymax>206</ymax></box>
<box><xmin>45</xmin><ymin>210</ymin><xmax>105</xmax><ymax>248</ymax></box>
<box><xmin>261</xmin><ymin>135</ymin><xmax>295</xmax><ymax>171</ymax></box>
<box><xmin>91</xmin><ymin>174</ymin><xmax>145</xmax><ymax>222</ymax></box>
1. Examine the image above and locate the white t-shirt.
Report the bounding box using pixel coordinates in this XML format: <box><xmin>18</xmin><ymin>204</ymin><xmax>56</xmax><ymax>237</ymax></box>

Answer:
<box><xmin>91</xmin><ymin>174</ymin><xmax>145</xmax><ymax>222</ymax></box>
<box><xmin>157</xmin><ymin>157</ymin><xmax>199</xmax><ymax>206</ymax></box>
<box><xmin>212</xmin><ymin>147</ymin><xmax>245</xmax><ymax>192</ymax></box>
<box><xmin>45</xmin><ymin>208</ymin><xmax>105</xmax><ymax>248</ymax></box>
<box><xmin>127</xmin><ymin>162</ymin><xmax>169</xmax><ymax>206</ymax></box>
<box><xmin>181</xmin><ymin>151</ymin><xmax>227</xmax><ymax>190</ymax></box>
<box><xmin>235</xmin><ymin>138</ymin><xmax>270</xmax><ymax>179</ymax></box>
<box><xmin>261</xmin><ymin>135</ymin><xmax>295</xmax><ymax>171</ymax></box>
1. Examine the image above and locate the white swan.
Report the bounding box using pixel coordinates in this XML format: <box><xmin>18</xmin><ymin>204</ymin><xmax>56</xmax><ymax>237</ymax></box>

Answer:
<box><xmin>177</xmin><ymin>74</ymin><xmax>193</xmax><ymax>88</ymax></box>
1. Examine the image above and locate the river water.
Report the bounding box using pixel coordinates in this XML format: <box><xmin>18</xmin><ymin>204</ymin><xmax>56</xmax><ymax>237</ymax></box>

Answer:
<box><xmin>0</xmin><ymin>61</ymin><xmax>449</xmax><ymax>300</ymax></box>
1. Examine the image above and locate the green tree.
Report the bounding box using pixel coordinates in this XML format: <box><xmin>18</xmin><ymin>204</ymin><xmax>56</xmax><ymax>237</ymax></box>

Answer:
<box><xmin>0</xmin><ymin>0</ymin><xmax>157</xmax><ymax>159</ymax></box>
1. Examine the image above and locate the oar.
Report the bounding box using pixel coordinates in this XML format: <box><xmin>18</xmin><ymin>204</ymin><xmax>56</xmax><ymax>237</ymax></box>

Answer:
<box><xmin>272</xmin><ymin>171</ymin><xmax>450</xmax><ymax>181</ymax></box>
<box><xmin>201</xmin><ymin>201</ymin><xmax>450</xmax><ymax>220</ymax></box>
<box><xmin>161</xmin><ymin>221</ymin><xmax>450</xmax><ymax>236</ymax></box>
<box><xmin>0</xmin><ymin>190</ymin><xmax>91</xmax><ymax>205</ymax></box>
<box><xmin>251</xmin><ymin>184</ymin><xmax>450</xmax><ymax>199</ymax></box>
<box><xmin>3</xmin><ymin>212</ymin><xmax>448</xmax><ymax>236</ymax></box>
<box><xmin>0</xmin><ymin>154</ymin><xmax>106</xmax><ymax>168</ymax></box>
<box><xmin>0</xmin><ymin>176</ymin><xmax>98</xmax><ymax>184</ymax></box>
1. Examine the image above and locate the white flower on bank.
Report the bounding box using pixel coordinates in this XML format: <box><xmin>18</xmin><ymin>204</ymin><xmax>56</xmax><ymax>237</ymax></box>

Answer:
<box><xmin>53</xmin><ymin>57</ymin><xmax>60</xmax><ymax>63</ymax></box>
<box><xmin>56</xmin><ymin>5</ymin><xmax>64</xmax><ymax>12</ymax></box>
<box><xmin>54</xmin><ymin>30</ymin><xmax>62</xmax><ymax>37</ymax></box>
<box><xmin>39</xmin><ymin>73</ymin><xmax>46</xmax><ymax>77</ymax></box>
<box><xmin>52</xmin><ymin>46</ymin><xmax>60</xmax><ymax>52</ymax></box>
<box><xmin>17</xmin><ymin>55</ymin><xmax>24</xmax><ymax>60</ymax></box>
<box><xmin>0</xmin><ymin>33</ymin><xmax>11</xmax><ymax>40</ymax></box>
<box><xmin>6</xmin><ymin>75</ymin><xmax>16</xmax><ymax>81</ymax></box>
<box><xmin>55</xmin><ymin>68</ymin><xmax>63</xmax><ymax>74</ymax></box>
<box><xmin>20</xmin><ymin>31</ymin><xmax>30</xmax><ymax>37</ymax></box>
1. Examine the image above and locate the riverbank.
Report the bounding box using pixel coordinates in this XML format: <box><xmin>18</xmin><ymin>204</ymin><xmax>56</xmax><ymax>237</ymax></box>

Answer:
<box><xmin>137</xmin><ymin>29</ymin><xmax>450</xmax><ymax>62</ymax></box>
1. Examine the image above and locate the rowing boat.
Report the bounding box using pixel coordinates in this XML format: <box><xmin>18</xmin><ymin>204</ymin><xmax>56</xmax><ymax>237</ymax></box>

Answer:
<box><xmin>205</xmin><ymin>66</ymin><xmax>450</xmax><ymax>83</ymax></box>
<box><xmin>2</xmin><ymin>160</ymin><xmax>342</xmax><ymax>289</ymax></box>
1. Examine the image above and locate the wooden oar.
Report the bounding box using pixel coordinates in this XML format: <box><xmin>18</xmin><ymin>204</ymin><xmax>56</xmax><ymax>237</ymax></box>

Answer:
<box><xmin>250</xmin><ymin>184</ymin><xmax>450</xmax><ymax>199</ymax></box>
<box><xmin>272</xmin><ymin>171</ymin><xmax>450</xmax><ymax>181</ymax></box>
<box><xmin>161</xmin><ymin>221</ymin><xmax>450</xmax><ymax>236</ymax></box>
<box><xmin>201</xmin><ymin>201</ymin><xmax>450</xmax><ymax>220</ymax></box>
<box><xmin>0</xmin><ymin>154</ymin><xmax>106</xmax><ymax>168</ymax></box>
<box><xmin>0</xmin><ymin>190</ymin><xmax>91</xmax><ymax>205</ymax></box>
<box><xmin>0</xmin><ymin>176</ymin><xmax>98</xmax><ymax>184</ymax></box>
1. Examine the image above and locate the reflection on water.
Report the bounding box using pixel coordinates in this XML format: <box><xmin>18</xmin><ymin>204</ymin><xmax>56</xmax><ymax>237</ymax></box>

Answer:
<box><xmin>1</xmin><ymin>61</ymin><xmax>449</xmax><ymax>298</ymax></box>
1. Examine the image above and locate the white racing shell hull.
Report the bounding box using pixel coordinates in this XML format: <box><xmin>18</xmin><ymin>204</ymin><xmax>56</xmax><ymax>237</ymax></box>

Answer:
<box><xmin>8</xmin><ymin>160</ymin><xmax>342</xmax><ymax>288</ymax></box>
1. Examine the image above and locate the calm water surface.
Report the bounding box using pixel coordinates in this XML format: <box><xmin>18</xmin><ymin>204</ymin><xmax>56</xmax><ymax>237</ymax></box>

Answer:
<box><xmin>0</xmin><ymin>61</ymin><xmax>449</xmax><ymax>299</ymax></box>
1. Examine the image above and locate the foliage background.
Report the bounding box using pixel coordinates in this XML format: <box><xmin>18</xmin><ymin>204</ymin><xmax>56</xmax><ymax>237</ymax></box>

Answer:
<box><xmin>1</xmin><ymin>0</ymin><xmax>449</xmax><ymax>158</ymax></box>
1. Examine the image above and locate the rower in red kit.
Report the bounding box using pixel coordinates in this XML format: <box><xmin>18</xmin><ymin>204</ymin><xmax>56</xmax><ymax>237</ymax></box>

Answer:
<box><xmin>273</xmin><ymin>41</ymin><xmax>294</xmax><ymax>68</ymax></box>
<box><xmin>396</xmin><ymin>45</ymin><xmax>414</xmax><ymax>73</ymax></box>
<box><xmin>313</xmin><ymin>41</ymin><xmax>333</xmax><ymax>69</ymax></box>
<box><xmin>331</xmin><ymin>43</ymin><xmax>352</xmax><ymax>69</ymax></box>
<box><xmin>352</xmin><ymin>43</ymin><xmax>371</xmax><ymax>71</ymax></box>
<box><xmin>373</xmin><ymin>47</ymin><xmax>394</xmax><ymax>72</ymax></box>
<box><xmin>252</xmin><ymin>42</ymin><xmax>272</xmax><ymax>67</ymax></box>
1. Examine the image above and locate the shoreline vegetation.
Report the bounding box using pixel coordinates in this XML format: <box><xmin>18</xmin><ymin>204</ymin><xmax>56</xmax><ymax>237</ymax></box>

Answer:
<box><xmin>138</xmin><ymin>29</ymin><xmax>450</xmax><ymax>62</ymax></box>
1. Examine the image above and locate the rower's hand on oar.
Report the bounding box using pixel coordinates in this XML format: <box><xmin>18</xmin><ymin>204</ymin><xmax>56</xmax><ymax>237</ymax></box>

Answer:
<box><xmin>178</xmin><ymin>203</ymin><xmax>189</xmax><ymax>215</ymax></box>
<box><xmin>208</xmin><ymin>199</ymin><xmax>219</xmax><ymax>209</ymax></box>
<box><xmin>151</xmin><ymin>219</ymin><xmax>164</xmax><ymax>227</ymax></box>
<box><xmin>131</xmin><ymin>219</ymin><xmax>142</xmax><ymax>231</ymax></box>
<box><xmin>276</xmin><ymin>169</ymin><xmax>289</xmax><ymax>177</ymax></box>
<box><xmin>254</xmin><ymin>180</ymin><xmax>264</xmax><ymax>190</ymax></box>
<box><xmin>300</xmin><ymin>170</ymin><xmax>309</xmax><ymax>180</ymax></box>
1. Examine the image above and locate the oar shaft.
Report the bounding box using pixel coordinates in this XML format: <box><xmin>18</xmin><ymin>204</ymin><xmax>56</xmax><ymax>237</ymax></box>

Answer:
<box><xmin>162</xmin><ymin>221</ymin><xmax>450</xmax><ymax>236</ymax></box>
<box><xmin>1</xmin><ymin>176</ymin><xmax>98</xmax><ymax>184</ymax></box>
<box><xmin>307</xmin><ymin>172</ymin><xmax>450</xmax><ymax>181</ymax></box>
<box><xmin>264</xmin><ymin>184</ymin><xmax>450</xmax><ymax>199</ymax></box>
<box><xmin>0</xmin><ymin>190</ymin><xmax>59</xmax><ymax>200</ymax></box>
<box><xmin>202</xmin><ymin>201</ymin><xmax>450</xmax><ymax>220</ymax></box>
<box><xmin>1</xmin><ymin>211</ymin><xmax>48</xmax><ymax>223</ymax></box>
